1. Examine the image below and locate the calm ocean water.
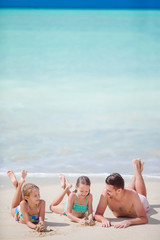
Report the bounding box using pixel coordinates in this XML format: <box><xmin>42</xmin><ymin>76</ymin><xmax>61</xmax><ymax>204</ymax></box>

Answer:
<box><xmin>0</xmin><ymin>9</ymin><xmax>160</xmax><ymax>176</ymax></box>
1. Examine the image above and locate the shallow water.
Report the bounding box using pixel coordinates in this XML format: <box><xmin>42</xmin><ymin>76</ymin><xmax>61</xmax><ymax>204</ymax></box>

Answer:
<box><xmin>0</xmin><ymin>9</ymin><xmax>160</xmax><ymax>176</ymax></box>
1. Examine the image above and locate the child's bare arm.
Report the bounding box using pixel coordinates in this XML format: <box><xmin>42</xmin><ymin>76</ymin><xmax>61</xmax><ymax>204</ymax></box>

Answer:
<box><xmin>20</xmin><ymin>201</ymin><xmax>38</xmax><ymax>230</ymax></box>
<box><xmin>20</xmin><ymin>200</ymin><xmax>45</xmax><ymax>232</ymax></box>
<box><xmin>38</xmin><ymin>200</ymin><xmax>45</xmax><ymax>224</ymax></box>
<box><xmin>87</xmin><ymin>194</ymin><xmax>94</xmax><ymax>221</ymax></box>
<box><xmin>65</xmin><ymin>193</ymin><xmax>82</xmax><ymax>223</ymax></box>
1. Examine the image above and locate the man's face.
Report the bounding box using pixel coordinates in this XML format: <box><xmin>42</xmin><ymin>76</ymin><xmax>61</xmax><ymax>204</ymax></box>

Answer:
<box><xmin>105</xmin><ymin>184</ymin><xmax>117</xmax><ymax>199</ymax></box>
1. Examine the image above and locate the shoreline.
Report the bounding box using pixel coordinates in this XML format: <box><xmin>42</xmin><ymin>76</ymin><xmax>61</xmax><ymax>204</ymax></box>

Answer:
<box><xmin>1</xmin><ymin>172</ymin><xmax>160</xmax><ymax>178</ymax></box>
<box><xmin>1</xmin><ymin>174</ymin><xmax>160</xmax><ymax>189</ymax></box>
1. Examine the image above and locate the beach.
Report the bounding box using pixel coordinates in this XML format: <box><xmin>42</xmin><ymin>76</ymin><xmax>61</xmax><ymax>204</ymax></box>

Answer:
<box><xmin>0</xmin><ymin>175</ymin><xmax>160</xmax><ymax>240</ymax></box>
<box><xmin>0</xmin><ymin>8</ymin><xmax>160</xmax><ymax>240</ymax></box>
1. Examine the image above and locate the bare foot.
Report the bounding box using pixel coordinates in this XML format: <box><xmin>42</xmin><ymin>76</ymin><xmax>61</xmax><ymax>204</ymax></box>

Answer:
<box><xmin>7</xmin><ymin>170</ymin><xmax>18</xmax><ymax>188</ymax></box>
<box><xmin>133</xmin><ymin>158</ymin><xmax>141</xmax><ymax>173</ymax></box>
<box><xmin>19</xmin><ymin>170</ymin><xmax>27</xmax><ymax>185</ymax></box>
<box><xmin>65</xmin><ymin>179</ymin><xmax>72</xmax><ymax>190</ymax></box>
<box><xmin>141</xmin><ymin>161</ymin><xmax>144</xmax><ymax>172</ymax></box>
<box><xmin>59</xmin><ymin>174</ymin><xmax>66</xmax><ymax>189</ymax></box>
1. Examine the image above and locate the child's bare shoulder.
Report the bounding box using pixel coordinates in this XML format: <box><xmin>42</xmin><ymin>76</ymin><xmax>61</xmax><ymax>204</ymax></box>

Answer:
<box><xmin>68</xmin><ymin>192</ymin><xmax>76</xmax><ymax>203</ymax></box>
<box><xmin>88</xmin><ymin>193</ymin><xmax>93</xmax><ymax>199</ymax></box>
<box><xmin>87</xmin><ymin>193</ymin><xmax>93</xmax><ymax>203</ymax></box>
<box><xmin>20</xmin><ymin>200</ymin><xmax>28</xmax><ymax>208</ymax></box>
<box><xmin>69</xmin><ymin>192</ymin><xmax>76</xmax><ymax>198</ymax></box>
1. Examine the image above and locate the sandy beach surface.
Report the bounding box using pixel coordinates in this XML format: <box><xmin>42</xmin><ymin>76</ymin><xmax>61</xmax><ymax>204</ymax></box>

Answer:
<box><xmin>0</xmin><ymin>175</ymin><xmax>160</xmax><ymax>240</ymax></box>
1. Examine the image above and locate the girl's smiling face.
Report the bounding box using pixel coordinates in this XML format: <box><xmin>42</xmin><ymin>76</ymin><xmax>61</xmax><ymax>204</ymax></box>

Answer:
<box><xmin>76</xmin><ymin>184</ymin><xmax>90</xmax><ymax>198</ymax></box>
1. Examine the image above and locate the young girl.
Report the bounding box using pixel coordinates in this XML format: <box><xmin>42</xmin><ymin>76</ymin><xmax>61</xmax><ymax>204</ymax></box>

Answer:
<box><xmin>50</xmin><ymin>174</ymin><xmax>94</xmax><ymax>225</ymax></box>
<box><xmin>7</xmin><ymin>170</ymin><xmax>45</xmax><ymax>232</ymax></box>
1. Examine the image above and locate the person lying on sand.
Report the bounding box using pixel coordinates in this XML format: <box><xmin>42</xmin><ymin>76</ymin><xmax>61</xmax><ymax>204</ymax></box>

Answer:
<box><xmin>95</xmin><ymin>158</ymin><xmax>150</xmax><ymax>228</ymax></box>
<box><xmin>50</xmin><ymin>175</ymin><xmax>94</xmax><ymax>226</ymax></box>
<box><xmin>7</xmin><ymin>170</ymin><xmax>45</xmax><ymax>232</ymax></box>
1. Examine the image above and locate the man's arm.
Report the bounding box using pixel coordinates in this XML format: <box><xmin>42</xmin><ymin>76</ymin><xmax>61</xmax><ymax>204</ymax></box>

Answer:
<box><xmin>114</xmin><ymin>192</ymin><xmax>148</xmax><ymax>228</ymax></box>
<box><xmin>95</xmin><ymin>190</ymin><xmax>112</xmax><ymax>227</ymax></box>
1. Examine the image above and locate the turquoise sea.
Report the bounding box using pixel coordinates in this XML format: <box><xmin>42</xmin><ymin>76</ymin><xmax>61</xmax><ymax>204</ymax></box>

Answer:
<box><xmin>0</xmin><ymin>9</ymin><xmax>160</xmax><ymax>176</ymax></box>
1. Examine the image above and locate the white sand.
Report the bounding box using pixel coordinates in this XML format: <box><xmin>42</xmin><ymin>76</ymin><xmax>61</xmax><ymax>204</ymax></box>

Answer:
<box><xmin>0</xmin><ymin>175</ymin><xmax>160</xmax><ymax>240</ymax></box>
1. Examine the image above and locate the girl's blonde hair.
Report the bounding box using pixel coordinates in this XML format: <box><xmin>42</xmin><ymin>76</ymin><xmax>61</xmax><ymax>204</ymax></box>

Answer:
<box><xmin>22</xmin><ymin>183</ymin><xmax>39</xmax><ymax>199</ymax></box>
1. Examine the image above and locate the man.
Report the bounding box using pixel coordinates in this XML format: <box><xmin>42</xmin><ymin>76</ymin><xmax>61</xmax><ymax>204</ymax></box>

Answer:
<box><xmin>95</xmin><ymin>159</ymin><xmax>150</xmax><ymax>228</ymax></box>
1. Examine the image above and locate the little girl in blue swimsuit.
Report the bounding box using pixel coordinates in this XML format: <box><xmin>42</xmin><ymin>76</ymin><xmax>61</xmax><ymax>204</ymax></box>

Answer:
<box><xmin>7</xmin><ymin>170</ymin><xmax>45</xmax><ymax>232</ymax></box>
<box><xmin>50</xmin><ymin>175</ymin><xmax>94</xmax><ymax>225</ymax></box>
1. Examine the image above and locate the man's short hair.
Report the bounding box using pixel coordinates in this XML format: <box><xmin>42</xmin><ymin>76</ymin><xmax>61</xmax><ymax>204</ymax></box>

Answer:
<box><xmin>105</xmin><ymin>173</ymin><xmax>124</xmax><ymax>189</ymax></box>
